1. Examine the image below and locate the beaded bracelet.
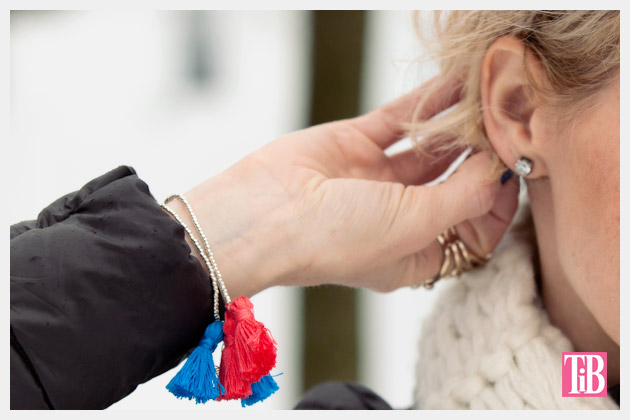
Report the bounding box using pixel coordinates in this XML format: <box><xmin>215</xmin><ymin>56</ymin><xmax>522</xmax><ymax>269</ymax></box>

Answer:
<box><xmin>160</xmin><ymin>202</ymin><xmax>222</xmax><ymax>322</ymax></box>
<box><xmin>161</xmin><ymin>194</ymin><xmax>279</xmax><ymax>406</ymax></box>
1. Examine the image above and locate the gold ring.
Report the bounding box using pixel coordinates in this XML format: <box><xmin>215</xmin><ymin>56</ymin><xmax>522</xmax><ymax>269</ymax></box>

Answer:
<box><xmin>413</xmin><ymin>226</ymin><xmax>491</xmax><ymax>289</ymax></box>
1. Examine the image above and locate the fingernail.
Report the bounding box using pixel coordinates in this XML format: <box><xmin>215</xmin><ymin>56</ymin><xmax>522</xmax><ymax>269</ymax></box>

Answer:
<box><xmin>500</xmin><ymin>169</ymin><xmax>513</xmax><ymax>185</ymax></box>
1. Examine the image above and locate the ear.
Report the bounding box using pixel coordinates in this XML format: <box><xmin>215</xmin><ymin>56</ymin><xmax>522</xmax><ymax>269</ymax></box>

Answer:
<box><xmin>481</xmin><ymin>36</ymin><xmax>549</xmax><ymax>178</ymax></box>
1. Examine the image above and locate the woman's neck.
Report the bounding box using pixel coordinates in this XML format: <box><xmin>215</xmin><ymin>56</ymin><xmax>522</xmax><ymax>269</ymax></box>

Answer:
<box><xmin>527</xmin><ymin>182</ymin><xmax>619</xmax><ymax>387</ymax></box>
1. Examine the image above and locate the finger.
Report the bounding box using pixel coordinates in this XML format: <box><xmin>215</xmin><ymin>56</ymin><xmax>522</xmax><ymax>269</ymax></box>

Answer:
<box><xmin>406</xmin><ymin>174</ymin><xmax>519</xmax><ymax>289</ymax></box>
<box><xmin>456</xmin><ymin>173</ymin><xmax>520</xmax><ymax>256</ymax></box>
<box><xmin>388</xmin><ymin>143</ymin><xmax>467</xmax><ymax>186</ymax></box>
<box><xmin>396</xmin><ymin>240</ymin><xmax>445</xmax><ymax>290</ymax></box>
<box><xmin>390</xmin><ymin>151</ymin><xmax>499</xmax><ymax>252</ymax></box>
<box><xmin>350</xmin><ymin>75</ymin><xmax>463</xmax><ymax>150</ymax></box>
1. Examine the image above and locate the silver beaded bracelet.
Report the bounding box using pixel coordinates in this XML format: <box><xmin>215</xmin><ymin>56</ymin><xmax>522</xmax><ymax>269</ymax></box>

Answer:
<box><xmin>161</xmin><ymin>194</ymin><xmax>232</xmax><ymax>321</ymax></box>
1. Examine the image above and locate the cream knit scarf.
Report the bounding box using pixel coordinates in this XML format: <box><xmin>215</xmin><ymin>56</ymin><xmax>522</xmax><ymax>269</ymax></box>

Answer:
<box><xmin>413</xmin><ymin>205</ymin><xmax>618</xmax><ymax>409</ymax></box>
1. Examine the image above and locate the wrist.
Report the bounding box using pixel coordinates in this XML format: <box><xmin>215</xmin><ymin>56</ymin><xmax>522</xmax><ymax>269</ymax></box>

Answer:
<box><xmin>182</xmin><ymin>171</ymin><xmax>295</xmax><ymax>298</ymax></box>
<box><xmin>162</xmin><ymin>198</ymin><xmax>211</xmax><ymax>278</ymax></box>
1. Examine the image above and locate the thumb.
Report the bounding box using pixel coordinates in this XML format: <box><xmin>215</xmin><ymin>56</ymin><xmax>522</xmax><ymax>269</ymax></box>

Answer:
<box><xmin>390</xmin><ymin>151</ymin><xmax>499</xmax><ymax>250</ymax></box>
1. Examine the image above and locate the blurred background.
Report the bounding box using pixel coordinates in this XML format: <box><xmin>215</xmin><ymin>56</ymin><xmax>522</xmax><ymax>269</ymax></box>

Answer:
<box><xmin>10</xmin><ymin>10</ymin><xmax>441</xmax><ymax>409</ymax></box>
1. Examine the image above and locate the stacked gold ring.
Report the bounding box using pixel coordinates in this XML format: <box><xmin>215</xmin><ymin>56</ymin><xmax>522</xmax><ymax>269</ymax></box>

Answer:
<box><xmin>415</xmin><ymin>227</ymin><xmax>491</xmax><ymax>290</ymax></box>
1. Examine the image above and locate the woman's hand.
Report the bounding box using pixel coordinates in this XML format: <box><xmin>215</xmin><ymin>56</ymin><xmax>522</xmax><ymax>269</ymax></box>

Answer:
<box><xmin>178</xmin><ymin>77</ymin><xmax>520</xmax><ymax>298</ymax></box>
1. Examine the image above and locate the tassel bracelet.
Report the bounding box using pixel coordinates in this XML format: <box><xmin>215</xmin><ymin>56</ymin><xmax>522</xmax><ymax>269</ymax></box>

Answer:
<box><xmin>161</xmin><ymin>194</ymin><xmax>279</xmax><ymax>407</ymax></box>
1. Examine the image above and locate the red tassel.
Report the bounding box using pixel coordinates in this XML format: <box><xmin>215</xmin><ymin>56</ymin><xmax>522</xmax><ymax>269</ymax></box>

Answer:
<box><xmin>216</xmin><ymin>296</ymin><xmax>277</xmax><ymax>400</ymax></box>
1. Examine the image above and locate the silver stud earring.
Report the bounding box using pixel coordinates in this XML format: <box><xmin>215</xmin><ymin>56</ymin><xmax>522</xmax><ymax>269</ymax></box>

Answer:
<box><xmin>514</xmin><ymin>157</ymin><xmax>533</xmax><ymax>177</ymax></box>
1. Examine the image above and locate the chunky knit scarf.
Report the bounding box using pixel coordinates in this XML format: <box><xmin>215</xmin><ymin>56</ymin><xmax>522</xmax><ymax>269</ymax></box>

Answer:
<box><xmin>413</xmin><ymin>205</ymin><xmax>618</xmax><ymax>409</ymax></box>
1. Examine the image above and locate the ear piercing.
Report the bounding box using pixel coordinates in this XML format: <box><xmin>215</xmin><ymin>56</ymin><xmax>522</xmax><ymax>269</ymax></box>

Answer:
<box><xmin>514</xmin><ymin>157</ymin><xmax>533</xmax><ymax>177</ymax></box>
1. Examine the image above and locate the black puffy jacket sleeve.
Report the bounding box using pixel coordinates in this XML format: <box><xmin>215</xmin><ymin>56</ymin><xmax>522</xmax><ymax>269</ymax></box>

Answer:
<box><xmin>10</xmin><ymin>166</ymin><xmax>217</xmax><ymax>409</ymax></box>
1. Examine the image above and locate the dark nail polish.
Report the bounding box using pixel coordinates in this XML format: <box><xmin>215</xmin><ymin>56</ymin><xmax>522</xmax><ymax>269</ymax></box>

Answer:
<box><xmin>500</xmin><ymin>169</ymin><xmax>513</xmax><ymax>185</ymax></box>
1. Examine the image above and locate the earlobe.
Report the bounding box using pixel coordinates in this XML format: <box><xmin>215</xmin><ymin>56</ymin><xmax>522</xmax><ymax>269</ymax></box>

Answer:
<box><xmin>481</xmin><ymin>36</ymin><xmax>548</xmax><ymax>178</ymax></box>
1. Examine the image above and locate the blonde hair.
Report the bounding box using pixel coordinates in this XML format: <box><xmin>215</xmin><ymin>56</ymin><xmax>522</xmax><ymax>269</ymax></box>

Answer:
<box><xmin>406</xmin><ymin>10</ymin><xmax>620</xmax><ymax>178</ymax></box>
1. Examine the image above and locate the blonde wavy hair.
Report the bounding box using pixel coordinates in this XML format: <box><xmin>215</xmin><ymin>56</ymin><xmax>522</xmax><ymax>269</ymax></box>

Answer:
<box><xmin>406</xmin><ymin>10</ymin><xmax>620</xmax><ymax>178</ymax></box>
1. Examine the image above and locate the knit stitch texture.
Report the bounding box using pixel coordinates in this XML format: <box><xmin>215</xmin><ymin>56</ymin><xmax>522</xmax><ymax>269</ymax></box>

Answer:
<box><xmin>413</xmin><ymin>204</ymin><xmax>618</xmax><ymax>409</ymax></box>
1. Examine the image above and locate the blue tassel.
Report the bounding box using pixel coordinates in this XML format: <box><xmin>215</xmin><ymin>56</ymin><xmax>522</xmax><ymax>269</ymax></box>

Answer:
<box><xmin>241</xmin><ymin>374</ymin><xmax>280</xmax><ymax>407</ymax></box>
<box><xmin>166</xmin><ymin>321</ymin><xmax>226</xmax><ymax>404</ymax></box>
